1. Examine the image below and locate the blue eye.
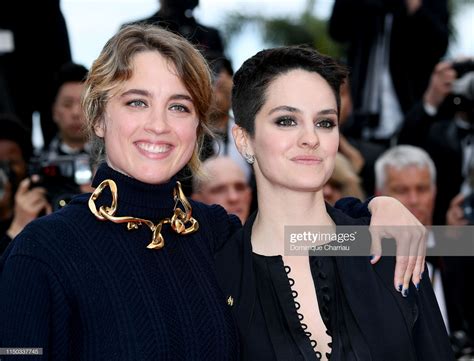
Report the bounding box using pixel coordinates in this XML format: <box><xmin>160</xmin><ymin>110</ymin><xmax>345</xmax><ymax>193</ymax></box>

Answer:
<box><xmin>169</xmin><ymin>104</ymin><xmax>190</xmax><ymax>113</ymax></box>
<box><xmin>127</xmin><ymin>100</ymin><xmax>147</xmax><ymax>107</ymax></box>
<box><xmin>316</xmin><ymin>119</ymin><xmax>336</xmax><ymax>129</ymax></box>
<box><xmin>276</xmin><ymin>117</ymin><xmax>296</xmax><ymax>127</ymax></box>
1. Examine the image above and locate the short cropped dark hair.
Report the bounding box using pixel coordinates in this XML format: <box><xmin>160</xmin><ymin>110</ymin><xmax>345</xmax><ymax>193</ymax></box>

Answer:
<box><xmin>232</xmin><ymin>45</ymin><xmax>348</xmax><ymax>135</ymax></box>
<box><xmin>53</xmin><ymin>62</ymin><xmax>88</xmax><ymax>101</ymax></box>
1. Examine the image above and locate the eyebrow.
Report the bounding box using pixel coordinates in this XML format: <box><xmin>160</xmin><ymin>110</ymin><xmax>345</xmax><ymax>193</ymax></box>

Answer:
<box><xmin>120</xmin><ymin>89</ymin><xmax>193</xmax><ymax>102</ymax></box>
<box><xmin>169</xmin><ymin>94</ymin><xmax>193</xmax><ymax>102</ymax></box>
<box><xmin>268</xmin><ymin>105</ymin><xmax>338</xmax><ymax>116</ymax></box>
<box><xmin>318</xmin><ymin>109</ymin><xmax>338</xmax><ymax>116</ymax></box>
<box><xmin>268</xmin><ymin>105</ymin><xmax>300</xmax><ymax>115</ymax></box>
<box><xmin>120</xmin><ymin>89</ymin><xmax>151</xmax><ymax>97</ymax></box>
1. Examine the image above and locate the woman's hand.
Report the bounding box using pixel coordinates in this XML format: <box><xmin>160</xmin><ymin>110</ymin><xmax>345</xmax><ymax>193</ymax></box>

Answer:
<box><xmin>368</xmin><ymin>196</ymin><xmax>427</xmax><ymax>297</ymax></box>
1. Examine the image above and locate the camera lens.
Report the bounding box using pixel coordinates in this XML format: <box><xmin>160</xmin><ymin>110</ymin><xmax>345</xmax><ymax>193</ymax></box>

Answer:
<box><xmin>74</xmin><ymin>155</ymin><xmax>92</xmax><ymax>185</ymax></box>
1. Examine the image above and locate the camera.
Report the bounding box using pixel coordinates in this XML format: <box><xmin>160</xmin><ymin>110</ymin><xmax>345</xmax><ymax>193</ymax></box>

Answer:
<box><xmin>442</xmin><ymin>60</ymin><xmax>474</xmax><ymax>124</ymax></box>
<box><xmin>452</xmin><ymin>60</ymin><xmax>474</xmax><ymax>78</ymax></box>
<box><xmin>29</xmin><ymin>154</ymin><xmax>92</xmax><ymax>211</ymax></box>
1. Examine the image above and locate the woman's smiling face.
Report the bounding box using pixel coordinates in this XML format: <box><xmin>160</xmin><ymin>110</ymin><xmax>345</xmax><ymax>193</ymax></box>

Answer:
<box><xmin>95</xmin><ymin>51</ymin><xmax>199</xmax><ymax>184</ymax></box>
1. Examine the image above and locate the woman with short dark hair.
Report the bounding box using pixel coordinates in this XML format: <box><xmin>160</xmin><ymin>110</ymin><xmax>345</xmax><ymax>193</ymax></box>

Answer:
<box><xmin>216</xmin><ymin>45</ymin><xmax>454</xmax><ymax>360</ymax></box>
<box><xmin>0</xmin><ymin>26</ymin><xmax>433</xmax><ymax>360</ymax></box>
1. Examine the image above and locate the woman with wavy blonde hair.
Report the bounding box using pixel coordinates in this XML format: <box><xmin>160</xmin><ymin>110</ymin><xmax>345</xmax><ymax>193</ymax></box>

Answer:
<box><xmin>1</xmin><ymin>25</ymin><xmax>434</xmax><ymax>361</ymax></box>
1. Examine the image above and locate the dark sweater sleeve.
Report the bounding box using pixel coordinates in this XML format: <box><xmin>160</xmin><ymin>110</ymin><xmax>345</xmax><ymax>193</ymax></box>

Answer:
<box><xmin>203</xmin><ymin>204</ymin><xmax>242</xmax><ymax>254</ymax></box>
<box><xmin>334</xmin><ymin>196</ymin><xmax>374</xmax><ymax>219</ymax></box>
<box><xmin>0</xmin><ymin>254</ymin><xmax>71</xmax><ymax>360</ymax></box>
<box><xmin>412</xmin><ymin>267</ymin><xmax>456</xmax><ymax>360</ymax></box>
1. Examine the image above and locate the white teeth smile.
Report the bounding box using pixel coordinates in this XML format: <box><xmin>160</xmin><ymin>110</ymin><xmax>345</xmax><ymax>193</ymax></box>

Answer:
<box><xmin>137</xmin><ymin>142</ymin><xmax>171</xmax><ymax>154</ymax></box>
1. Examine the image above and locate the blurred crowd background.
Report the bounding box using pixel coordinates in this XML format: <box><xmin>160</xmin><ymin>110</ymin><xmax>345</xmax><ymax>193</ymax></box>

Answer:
<box><xmin>61</xmin><ymin>0</ymin><xmax>473</xmax><ymax>70</ymax></box>
<box><xmin>1</xmin><ymin>0</ymin><xmax>474</xmax><ymax>359</ymax></box>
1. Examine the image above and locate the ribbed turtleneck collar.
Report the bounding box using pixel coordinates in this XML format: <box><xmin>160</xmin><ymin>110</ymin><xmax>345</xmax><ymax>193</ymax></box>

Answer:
<box><xmin>91</xmin><ymin>163</ymin><xmax>177</xmax><ymax>220</ymax></box>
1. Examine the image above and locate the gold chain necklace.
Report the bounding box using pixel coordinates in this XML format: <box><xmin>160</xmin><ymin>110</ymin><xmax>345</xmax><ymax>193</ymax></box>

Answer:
<box><xmin>88</xmin><ymin>179</ymin><xmax>199</xmax><ymax>249</ymax></box>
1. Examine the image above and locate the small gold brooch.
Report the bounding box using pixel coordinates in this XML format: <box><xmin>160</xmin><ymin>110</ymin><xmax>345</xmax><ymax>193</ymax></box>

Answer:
<box><xmin>227</xmin><ymin>296</ymin><xmax>234</xmax><ymax>307</ymax></box>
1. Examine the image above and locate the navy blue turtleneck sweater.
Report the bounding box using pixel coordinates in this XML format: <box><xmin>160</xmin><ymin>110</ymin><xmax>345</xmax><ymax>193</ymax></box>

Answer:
<box><xmin>0</xmin><ymin>163</ymin><xmax>241</xmax><ymax>360</ymax></box>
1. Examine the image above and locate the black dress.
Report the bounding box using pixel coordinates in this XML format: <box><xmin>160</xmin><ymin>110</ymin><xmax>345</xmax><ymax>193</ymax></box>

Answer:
<box><xmin>250</xmin><ymin>253</ymin><xmax>334</xmax><ymax>360</ymax></box>
<box><xmin>215</xmin><ymin>204</ymin><xmax>455</xmax><ymax>361</ymax></box>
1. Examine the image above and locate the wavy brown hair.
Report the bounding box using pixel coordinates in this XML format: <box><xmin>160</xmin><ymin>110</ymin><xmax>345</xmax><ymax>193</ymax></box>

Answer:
<box><xmin>82</xmin><ymin>24</ymin><xmax>213</xmax><ymax>175</ymax></box>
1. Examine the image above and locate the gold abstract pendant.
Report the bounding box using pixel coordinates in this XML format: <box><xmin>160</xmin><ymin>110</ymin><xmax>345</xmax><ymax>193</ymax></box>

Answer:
<box><xmin>88</xmin><ymin>179</ymin><xmax>199</xmax><ymax>249</ymax></box>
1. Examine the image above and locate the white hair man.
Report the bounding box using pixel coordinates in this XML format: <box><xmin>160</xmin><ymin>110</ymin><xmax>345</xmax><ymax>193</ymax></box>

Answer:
<box><xmin>192</xmin><ymin>156</ymin><xmax>252</xmax><ymax>223</ymax></box>
<box><xmin>375</xmin><ymin>145</ymin><xmax>449</xmax><ymax>331</ymax></box>
<box><xmin>375</xmin><ymin>145</ymin><xmax>437</xmax><ymax>226</ymax></box>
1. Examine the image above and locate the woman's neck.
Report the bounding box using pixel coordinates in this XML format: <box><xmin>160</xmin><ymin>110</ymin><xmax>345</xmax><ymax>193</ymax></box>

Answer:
<box><xmin>251</xmin><ymin>182</ymin><xmax>334</xmax><ymax>256</ymax></box>
<box><xmin>91</xmin><ymin>162</ymin><xmax>177</xmax><ymax>220</ymax></box>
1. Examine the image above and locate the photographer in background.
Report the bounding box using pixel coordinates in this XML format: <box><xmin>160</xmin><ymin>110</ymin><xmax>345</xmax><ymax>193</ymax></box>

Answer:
<box><xmin>0</xmin><ymin>0</ymin><xmax>72</xmax><ymax>145</ymax></box>
<box><xmin>398</xmin><ymin>61</ymin><xmax>474</xmax><ymax>358</ymax></box>
<box><xmin>30</xmin><ymin>62</ymin><xmax>94</xmax><ymax>212</ymax></box>
<box><xmin>329</xmin><ymin>0</ymin><xmax>449</xmax><ymax>148</ymax></box>
<box><xmin>398</xmin><ymin>59</ymin><xmax>474</xmax><ymax>225</ymax></box>
<box><xmin>0</xmin><ymin>114</ymin><xmax>50</xmax><ymax>255</ymax></box>
<box><xmin>123</xmin><ymin>0</ymin><xmax>224</xmax><ymax>55</ymax></box>
<box><xmin>42</xmin><ymin>62</ymin><xmax>89</xmax><ymax>159</ymax></box>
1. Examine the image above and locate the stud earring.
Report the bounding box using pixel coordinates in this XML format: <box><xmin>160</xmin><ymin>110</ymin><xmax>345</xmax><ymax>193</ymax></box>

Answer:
<box><xmin>244</xmin><ymin>153</ymin><xmax>255</xmax><ymax>164</ymax></box>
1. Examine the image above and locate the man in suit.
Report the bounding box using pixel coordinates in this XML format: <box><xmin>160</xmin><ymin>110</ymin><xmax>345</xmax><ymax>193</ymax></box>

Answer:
<box><xmin>329</xmin><ymin>0</ymin><xmax>449</xmax><ymax>146</ymax></box>
<box><xmin>375</xmin><ymin>145</ymin><xmax>474</xmax><ymax>358</ymax></box>
<box><xmin>124</xmin><ymin>0</ymin><xmax>224</xmax><ymax>55</ymax></box>
<box><xmin>0</xmin><ymin>0</ymin><xmax>72</xmax><ymax>144</ymax></box>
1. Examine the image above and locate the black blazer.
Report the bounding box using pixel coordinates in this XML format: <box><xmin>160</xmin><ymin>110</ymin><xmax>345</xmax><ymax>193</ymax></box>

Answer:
<box><xmin>329</xmin><ymin>0</ymin><xmax>448</xmax><ymax>115</ymax></box>
<box><xmin>124</xmin><ymin>11</ymin><xmax>224</xmax><ymax>55</ymax></box>
<box><xmin>215</xmin><ymin>204</ymin><xmax>454</xmax><ymax>360</ymax></box>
